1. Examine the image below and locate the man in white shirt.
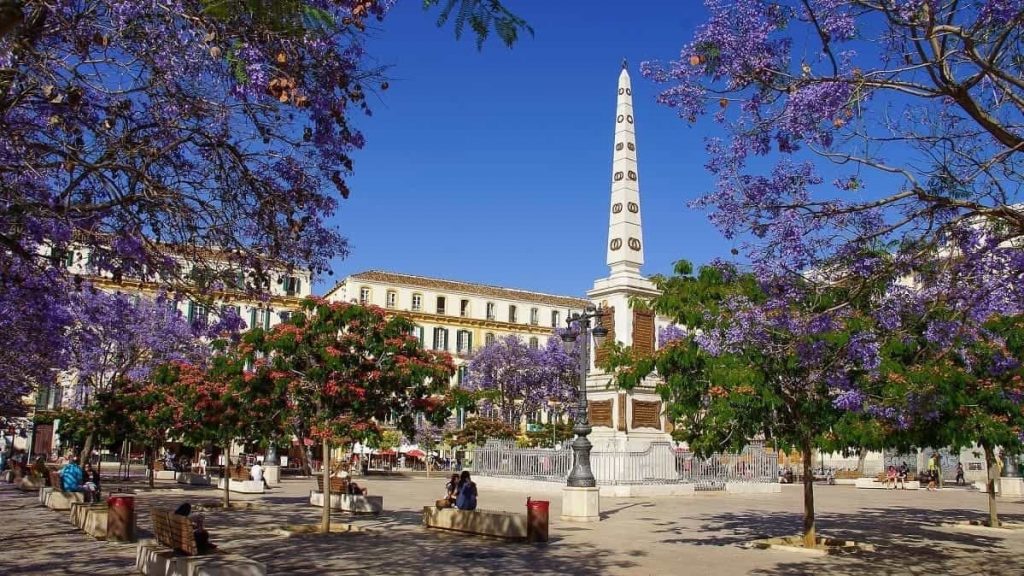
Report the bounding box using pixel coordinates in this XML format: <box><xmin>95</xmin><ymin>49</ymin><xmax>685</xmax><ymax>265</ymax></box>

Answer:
<box><xmin>250</xmin><ymin>462</ymin><xmax>265</xmax><ymax>486</ymax></box>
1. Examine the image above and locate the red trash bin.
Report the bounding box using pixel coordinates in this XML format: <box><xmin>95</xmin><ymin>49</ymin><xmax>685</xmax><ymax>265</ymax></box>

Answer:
<box><xmin>526</xmin><ymin>497</ymin><xmax>549</xmax><ymax>543</ymax></box>
<box><xmin>107</xmin><ymin>494</ymin><xmax>136</xmax><ymax>542</ymax></box>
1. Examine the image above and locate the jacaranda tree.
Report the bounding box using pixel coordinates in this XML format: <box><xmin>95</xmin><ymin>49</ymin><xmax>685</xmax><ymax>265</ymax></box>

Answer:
<box><xmin>604</xmin><ymin>261</ymin><xmax>884</xmax><ymax>548</ymax></box>
<box><xmin>866</xmin><ymin>308</ymin><xmax>1024</xmax><ymax>527</ymax></box>
<box><xmin>462</xmin><ymin>335</ymin><xmax>577</xmax><ymax>428</ymax></box>
<box><xmin>645</xmin><ymin>0</ymin><xmax>1023</xmax><ymax>325</ymax></box>
<box><xmin>66</xmin><ymin>288</ymin><xmax>210</xmax><ymax>462</ymax></box>
<box><xmin>250</xmin><ymin>298</ymin><xmax>454</xmax><ymax>532</ymax></box>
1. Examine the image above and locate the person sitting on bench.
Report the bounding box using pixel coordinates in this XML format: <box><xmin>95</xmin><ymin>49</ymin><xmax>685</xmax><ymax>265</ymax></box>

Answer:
<box><xmin>884</xmin><ymin>465</ymin><xmax>898</xmax><ymax>489</ymax></box>
<box><xmin>174</xmin><ymin>503</ymin><xmax>216</xmax><ymax>553</ymax></box>
<box><xmin>83</xmin><ymin>463</ymin><xmax>101</xmax><ymax>502</ymax></box>
<box><xmin>60</xmin><ymin>456</ymin><xmax>86</xmax><ymax>494</ymax></box>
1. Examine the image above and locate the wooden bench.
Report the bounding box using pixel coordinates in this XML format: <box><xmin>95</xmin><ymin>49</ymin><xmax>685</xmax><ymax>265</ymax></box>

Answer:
<box><xmin>316</xmin><ymin>475</ymin><xmax>350</xmax><ymax>494</ymax></box>
<box><xmin>137</xmin><ymin>509</ymin><xmax>266</xmax><ymax>575</ymax></box>
<box><xmin>422</xmin><ymin>507</ymin><xmax>527</xmax><ymax>540</ymax></box>
<box><xmin>151</xmin><ymin>509</ymin><xmax>201</xmax><ymax>555</ymax></box>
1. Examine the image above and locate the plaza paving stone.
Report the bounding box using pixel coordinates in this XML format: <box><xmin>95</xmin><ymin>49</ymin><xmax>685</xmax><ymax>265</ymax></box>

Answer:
<box><xmin>2</xmin><ymin>474</ymin><xmax>1023</xmax><ymax>575</ymax></box>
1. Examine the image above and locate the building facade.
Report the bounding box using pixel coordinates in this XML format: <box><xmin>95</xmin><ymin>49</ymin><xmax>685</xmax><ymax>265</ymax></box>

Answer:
<box><xmin>324</xmin><ymin>270</ymin><xmax>590</xmax><ymax>389</ymax></box>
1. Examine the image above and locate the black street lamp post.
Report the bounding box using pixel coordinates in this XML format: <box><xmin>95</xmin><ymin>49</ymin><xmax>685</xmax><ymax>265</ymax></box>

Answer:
<box><xmin>561</xmin><ymin>305</ymin><xmax>608</xmax><ymax>488</ymax></box>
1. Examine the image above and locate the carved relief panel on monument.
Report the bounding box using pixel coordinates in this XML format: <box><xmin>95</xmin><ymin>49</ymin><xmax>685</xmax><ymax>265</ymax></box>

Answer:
<box><xmin>631</xmin><ymin>399</ymin><xmax>662</xmax><ymax>430</ymax></box>
<box><xmin>589</xmin><ymin>399</ymin><xmax>613</xmax><ymax>428</ymax></box>
<box><xmin>594</xmin><ymin>306</ymin><xmax>615</xmax><ymax>365</ymax></box>
<box><xmin>632</xmin><ymin>308</ymin><xmax>655</xmax><ymax>356</ymax></box>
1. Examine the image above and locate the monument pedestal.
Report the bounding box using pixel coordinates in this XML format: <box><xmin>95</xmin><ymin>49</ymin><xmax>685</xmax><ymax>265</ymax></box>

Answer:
<box><xmin>264</xmin><ymin>465</ymin><xmax>280</xmax><ymax>486</ymax></box>
<box><xmin>561</xmin><ymin>486</ymin><xmax>600</xmax><ymax>523</ymax></box>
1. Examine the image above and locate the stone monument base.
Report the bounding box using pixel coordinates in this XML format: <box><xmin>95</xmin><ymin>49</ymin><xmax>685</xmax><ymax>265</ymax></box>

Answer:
<box><xmin>561</xmin><ymin>486</ymin><xmax>600</xmax><ymax>523</ymax></box>
<box><xmin>264</xmin><ymin>465</ymin><xmax>280</xmax><ymax>486</ymax></box>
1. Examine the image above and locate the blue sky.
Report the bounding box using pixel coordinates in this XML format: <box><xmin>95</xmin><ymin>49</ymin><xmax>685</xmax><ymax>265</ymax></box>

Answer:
<box><xmin>322</xmin><ymin>1</ymin><xmax>725</xmax><ymax>296</ymax></box>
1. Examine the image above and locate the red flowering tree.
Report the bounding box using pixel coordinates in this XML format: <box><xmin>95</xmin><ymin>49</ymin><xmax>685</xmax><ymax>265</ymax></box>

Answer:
<box><xmin>158</xmin><ymin>342</ymin><xmax>289</xmax><ymax>506</ymax></box>
<box><xmin>250</xmin><ymin>298</ymin><xmax>454</xmax><ymax>532</ymax></box>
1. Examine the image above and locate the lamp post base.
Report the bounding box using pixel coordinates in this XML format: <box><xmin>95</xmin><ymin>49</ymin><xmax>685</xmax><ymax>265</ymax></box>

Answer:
<box><xmin>561</xmin><ymin>486</ymin><xmax>600</xmax><ymax>523</ymax></box>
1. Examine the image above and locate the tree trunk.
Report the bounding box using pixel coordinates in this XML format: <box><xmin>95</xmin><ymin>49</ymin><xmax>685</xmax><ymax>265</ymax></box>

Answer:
<box><xmin>983</xmin><ymin>443</ymin><xmax>1000</xmax><ymax>528</ymax></box>
<box><xmin>801</xmin><ymin>443</ymin><xmax>816</xmax><ymax>548</ymax></box>
<box><xmin>856</xmin><ymin>447</ymin><xmax>867</xmax><ymax>476</ymax></box>
<box><xmin>321</xmin><ymin>439</ymin><xmax>331</xmax><ymax>534</ymax></box>
<box><xmin>80</xmin><ymin>432</ymin><xmax>95</xmax><ymax>466</ymax></box>
<box><xmin>223</xmin><ymin>440</ymin><xmax>231</xmax><ymax>508</ymax></box>
<box><xmin>147</xmin><ymin>446</ymin><xmax>155</xmax><ymax>488</ymax></box>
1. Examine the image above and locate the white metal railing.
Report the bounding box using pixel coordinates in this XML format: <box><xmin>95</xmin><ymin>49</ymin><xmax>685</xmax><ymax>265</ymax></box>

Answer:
<box><xmin>473</xmin><ymin>440</ymin><xmax>778</xmax><ymax>487</ymax></box>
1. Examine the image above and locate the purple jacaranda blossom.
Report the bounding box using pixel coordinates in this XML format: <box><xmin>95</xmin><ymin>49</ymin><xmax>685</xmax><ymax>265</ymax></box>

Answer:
<box><xmin>463</xmin><ymin>335</ymin><xmax>577</xmax><ymax>427</ymax></box>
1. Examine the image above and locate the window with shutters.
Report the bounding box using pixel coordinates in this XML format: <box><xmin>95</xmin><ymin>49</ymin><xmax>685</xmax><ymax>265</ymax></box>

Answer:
<box><xmin>436</xmin><ymin>296</ymin><xmax>446</xmax><ymax>315</ymax></box>
<box><xmin>249</xmin><ymin>307</ymin><xmax>258</xmax><ymax>330</ymax></box>
<box><xmin>460</xmin><ymin>299</ymin><xmax>470</xmax><ymax>317</ymax></box>
<box><xmin>456</xmin><ymin>330</ymin><xmax>473</xmax><ymax>355</ymax></box>
<box><xmin>486</xmin><ymin>302</ymin><xmax>496</xmax><ymax>320</ymax></box>
<box><xmin>359</xmin><ymin>287</ymin><xmax>371</xmax><ymax>305</ymax></box>
<box><xmin>530</xmin><ymin>308</ymin><xmax>539</xmax><ymax>325</ymax></box>
<box><xmin>284</xmin><ymin>276</ymin><xmax>302</xmax><ymax>297</ymax></box>
<box><xmin>433</xmin><ymin>327</ymin><xmax>449</xmax><ymax>351</ymax></box>
<box><xmin>457</xmin><ymin>365</ymin><xmax>468</xmax><ymax>384</ymax></box>
<box><xmin>509</xmin><ymin>305</ymin><xmax>517</xmax><ymax>323</ymax></box>
<box><xmin>485</xmin><ymin>332</ymin><xmax>495</xmax><ymax>346</ymax></box>
<box><xmin>187</xmin><ymin>301</ymin><xmax>209</xmax><ymax>327</ymax></box>
<box><xmin>412</xmin><ymin>293</ymin><xmax>422</xmax><ymax>311</ymax></box>
<box><xmin>529</xmin><ymin>337</ymin><xmax>539</xmax><ymax>349</ymax></box>
<box><xmin>386</xmin><ymin>290</ymin><xmax>397</xmax><ymax>308</ymax></box>
<box><xmin>278</xmin><ymin>311</ymin><xmax>292</xmax><ymax>323</ymax></box>
<box><xmin>551</xmin><ymin>310</ymin><xmax>561</xmax><ymax>328</ymax></box>
<box><xmin>221</xmin><ymin>304</ymin><xmax>240</xmax><ymax>324</ymax></box>
<box><xmin>414</xmin><ymin>325</ymin><xmax>425</xmax><ymax>346</ymax></box>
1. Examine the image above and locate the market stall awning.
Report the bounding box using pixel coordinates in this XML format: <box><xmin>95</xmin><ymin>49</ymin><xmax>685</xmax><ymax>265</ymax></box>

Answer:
<box><xmin>405</xmin><ymin>449</ymin><xmax>426</xmax><ymax>458</ymax></box>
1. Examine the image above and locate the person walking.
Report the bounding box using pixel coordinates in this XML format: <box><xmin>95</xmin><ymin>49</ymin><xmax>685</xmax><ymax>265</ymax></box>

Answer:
<box><xmin>927</xmin><ymin>454</ymin><xmax>939</xmax><ymax>491</ymax></box>
<box><xmin>955</xmin><ymin>463</ymin><xmax>965</xmax><ymax>486</ymax></box>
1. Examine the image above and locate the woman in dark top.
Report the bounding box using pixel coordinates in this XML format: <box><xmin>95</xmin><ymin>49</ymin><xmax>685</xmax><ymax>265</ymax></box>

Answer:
<box><xmin>174</xmin><ymin>503</ymin><xmax>216</xmax><ymax>552</ymax></box>
<box><xmin>455</xmin><ymin>471</ymin><xmax>478</xmax><ymax>511</ymax></box>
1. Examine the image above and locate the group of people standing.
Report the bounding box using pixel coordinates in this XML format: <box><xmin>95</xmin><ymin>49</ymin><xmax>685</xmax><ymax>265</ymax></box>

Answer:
<box><xmin>442</xmin><ymin>471</ymin><xmax>478</xmax><ymax>510</ymax></box>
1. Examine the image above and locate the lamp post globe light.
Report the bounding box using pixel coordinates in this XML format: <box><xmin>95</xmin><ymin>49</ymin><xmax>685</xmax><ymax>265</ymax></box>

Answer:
<box><xmin>560</xmin><ymin>305</ymin><xmax>608</xmax><ymax>488</ymax></box>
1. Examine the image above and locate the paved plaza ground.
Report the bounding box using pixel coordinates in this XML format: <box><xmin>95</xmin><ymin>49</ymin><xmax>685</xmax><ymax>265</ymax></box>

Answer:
<box><xmin>2</xmin><ymin>473</ymin><xmax>1023</xmax><ymax>575</ymax></box>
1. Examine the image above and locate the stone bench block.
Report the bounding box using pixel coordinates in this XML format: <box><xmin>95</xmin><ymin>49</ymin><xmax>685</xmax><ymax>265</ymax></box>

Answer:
<box><xmin>83</xmin><ymin>507</ymin><xmax>109</xmax><ymax>539</ymax></box>
<box><xmin>422</xmin><ymin>506</ymin><xmax>527</xmax><ymax>540</ymax></box>
<box><xmin>341</xmin><ymin>494</ymin><xmax>383</xmax><ymax>514</ymax></box>
<box><xmin>308</xmin><ymin>491</ymin><xmax>383</xmax><ymax>513</ymax></box>
<box><xmin>150</xmin><ymin>470</ymin><xmax>178</xmax><ymax>481</ymax></box>
<box><xmin>46</xmin><ymin>490</ymin><xmax>85</xmax><ymax>511</ymax></box>
<box><xmin>216</xmin><ymin>479</ymin><xmax>264</xmax><ymax>494</ymax></box>
<box><xmin>70</xmin><ymin>502</ymin><xmax>104</xmax><ymax>527</ymax></box>
<box><xmin>135</xmin><ymin>540</ymin><xmax>266</xmax><ymax>576</ymax></box>
<box><xmin>39</xmin><ymin>486</ymin><xmax>54</xmax><ymax>505</ymax></box>
<box><xmin>177</xmin><ymin>473</ymin><xmax>212</xmax><ymax>486</ymax></box>
<box><xmin>17</xmin><ymin>476</ymin><xmax>42</xmax><ymax>491</ymax></box>
<box><xmin>854</xmin><ymin>478</ymin><xmax>920</xmax><ymax>490</ymax></box>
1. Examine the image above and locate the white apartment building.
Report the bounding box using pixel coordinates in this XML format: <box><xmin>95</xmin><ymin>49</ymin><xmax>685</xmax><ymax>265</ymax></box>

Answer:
<box><xmin>324</xmin><ymin>270</ymin><xmax>590</xmax><ymax>385</ymax></box>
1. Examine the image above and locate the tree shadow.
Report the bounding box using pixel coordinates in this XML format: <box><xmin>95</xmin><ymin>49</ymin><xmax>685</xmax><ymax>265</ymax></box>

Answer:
<box><xmin>654</xmin><ymin>505</ymin><xmax>1024</xmax><ymax>575</ymax></box>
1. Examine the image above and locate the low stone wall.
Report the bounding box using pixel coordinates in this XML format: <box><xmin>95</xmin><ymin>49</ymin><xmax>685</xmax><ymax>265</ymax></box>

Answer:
<box><xmin>855</xmin><ymin>478</ymin><xmax>921</xmax><ymax>490</ymax></box>
<box><xmin>135</xmin><ymin>540</ymin><xmax>266</xmax><ymax>576</ymax></box>
<box><xmin>216</xmin><ymin>479</ymin><xmax>264</xmax><ymax>494</ymax></box>
<box><xmin>725</xmin><ymin>482</ymin><xmax>782</xmax><ymax>494</ymax></box>
<box><xmin>308</xmin><ymin>491</ymin><xmax>383</xmax><ymax>513</ymax></box>
<box><xmin>422</xmin><ymin>506</ymin><xmax>528</xmax><ymax>540</ymax></box>
<box><xmin>474</xmin><ymin>475</ymin><xmax>700</xmax><ymax>497</ymax></box>
<box><xmin>177</xmin><ymin>473</ymin><xmax>212</xmax><ymax>486</ymax></box>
